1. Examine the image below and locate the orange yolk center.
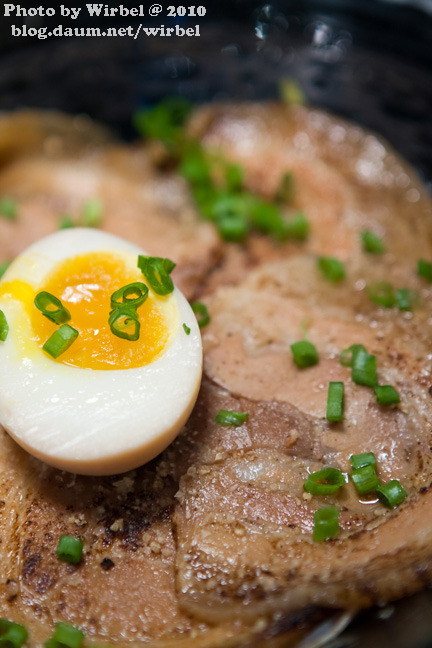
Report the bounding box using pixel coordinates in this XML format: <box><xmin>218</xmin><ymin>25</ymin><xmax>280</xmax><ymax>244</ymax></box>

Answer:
<box><xmin>31</xmin><ymin>252</ymin><xmax>169</xmax><ymax>370</ymax></box>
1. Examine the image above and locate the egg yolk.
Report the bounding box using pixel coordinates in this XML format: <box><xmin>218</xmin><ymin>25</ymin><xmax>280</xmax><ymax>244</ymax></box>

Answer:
<box><xmin>30</xmin><ymin>252</ymin><xmax>171</xmax><ymax>370</ymax></box>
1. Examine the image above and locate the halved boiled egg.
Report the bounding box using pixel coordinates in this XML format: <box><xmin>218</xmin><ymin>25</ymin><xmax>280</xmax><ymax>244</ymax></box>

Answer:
<box><xmin>0</xmin><ymin>229</ymin><xmax>202</xmax><ymax>475</ymax></box>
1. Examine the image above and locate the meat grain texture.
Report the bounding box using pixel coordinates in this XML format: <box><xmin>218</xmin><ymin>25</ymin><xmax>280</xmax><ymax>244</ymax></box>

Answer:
<box><xmin>0</xmin><ymin>104</ymin><xmax>432</xmax><ymax>647</ymax></box>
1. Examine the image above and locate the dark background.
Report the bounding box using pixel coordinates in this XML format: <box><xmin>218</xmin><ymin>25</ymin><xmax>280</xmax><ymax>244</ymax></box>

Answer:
<box><xmin>1</xmin><ymin>0</ymin><xmax>432</xmax><ymax>186</ymax></box>
<box><xmin>1</xmin><ymin>1</ymin><xmax>432</xmax><ymax>646</ymax></box>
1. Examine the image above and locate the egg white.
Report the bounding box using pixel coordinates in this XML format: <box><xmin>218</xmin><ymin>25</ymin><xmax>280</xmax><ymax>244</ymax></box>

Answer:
<box><xmin>0</xmin><ymin>229</ymin><xmax>202</xmax><ymax>475</ymax></box>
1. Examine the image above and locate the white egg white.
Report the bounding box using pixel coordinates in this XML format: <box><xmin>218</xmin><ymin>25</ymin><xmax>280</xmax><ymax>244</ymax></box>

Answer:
<box><xmin>0</xmin><ymin>229</ymin><xmax>202</xmax><ymax>475</ymax></box>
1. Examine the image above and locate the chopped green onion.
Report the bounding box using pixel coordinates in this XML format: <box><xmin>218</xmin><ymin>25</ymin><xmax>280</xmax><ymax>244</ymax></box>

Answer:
<box><xmin>0</xmin><ymin>619</ymin><xmax>28</xmax><ymax>647</ymax></box>
<box><xmin>110</xmin><ymin>282</ymin><xmax>148</xmax><ymax>309</ymax></box>
<box><xmin>395</xmin><ymin>288</ymin><xmax>418</xmax><ymax>311</ymax></box>
<box><xmin>0</xmin><ymin>197</ymin><xmax>18</xmax><ymax>221</ymax></box>
<box><xmin>43</xmin><ymin>324</ymin><xmax>79</xmax><ymax>359</ymax></box>
<box><xmin>210</xmin><ymin>194</ymin><xmax>247</xmax><ymax>221</ymax></box>
<box><xmin>326</xmin><ymin>382</ymin><xmax>344</xmax><ymax>422</ymax></box>
<box><xmin>137</xmin><ymin>255</ymin><xmax>176</xmax><ymax>296</ymax></box>
<box><xmin>215</xmin><ymin>410</ymin><xmax>249</xmax><ymax>426</ymax></box>
<box><xmin>56</xmin><ymin>535</ymin><xmax>83</xmax><ymax>564</ymax></box>
<box><xmin>182</xmin><ymin>323</ymin><xmax>191</xmax><ymax>335</ymax></box>
<box><xmin>275</xmin><ymin>171</ymin><xmax>296</xmax><ymax>203</ymax></box>
<box><xmin>133</xmin><ymin>97</ymin><xmax>192</xmax><ymax>145</ymax></box>
<box><xmin>312</xmin><ymin>506</ymin><xmax>340</xmax><ymax>542</ymax></box>
<box><xmin>0</xmin><ymin>311</ymin><xmax>8</xmax><ymax>342</ymax></box>
<box><xmin>44</xmin><ymin>622</ymin><xmax>84</xmax><ymax>648</ymax></box>
<box><xmin>179</xmin><ymin>145</ymin><xmax>212</xmax><ymax>187</ymax></box>
<box><xmin>284</xmin><ymin>211</ymin><xmax>309</xmax><ymax>241</ymax></box>
<box><xmin>250</xmin><ymin>200</ymin><xmax>285</xmax><ymax>239</ymax></box>
<box><xmin>417</xmin><ymin>259</ymin><xmax>432</xmax><ymax>282</ymax></box>
<box><xmin>290</xmin><ymin>340</ymin><xmax>319</xmax><ymax>368</ymax></box>
<box><xmin>303</xmin><ymin>468</ymin><xmax>345</xmax><ymax>495</ymax></box>
<box><xmin>318</xmin><ymin>257</ymin><xmax>346</xmax><ymax>282</ymax></box>
<box><xmin>108</xmin><ymin>306</ymin><xmax>140</xmax><ymax>341</ymax></box>
<box><xmin>34</xmin><ymin>291</ymin><xmax>71</xmax><ymax>325</ymax></box>
<box><xmin>217</xmin><ymin>216</ymin><xmax>249</xmax><ymax>242</ymax></box>
<box><xmin>377</xmin><ymin>480</ymin><xmax>407</xmax><ymax>508</ymax></box>
<box><xmin>210</xmin><ymin>195</ymin><xmax>249</xmax><ymax>242</ymax></box>
<box><xmin>351</xmin><ymin>347</ymin><xmax>377</xmax><ymax>387</ymax></box>
<box><xmin>351</xmin><ymin>465</ymin><xmax>380</xmax><ymax>495</ymax></box>
<box><xmin>374</xmin><ymin>385</ymin><xmax>400</xmax><ymax>406</ymax></box>
<box><xmin>82</xmin><ymin>198</ymin><xmax>103</xmax><ymax>228</ymax></box>
<box><xmin>0</xmin><ymin>262</ymin><xmax>9</xmax><ymax>280</ymax></box>
<box><xmin>366</xmin><ymin>281</ymin><xmax>396</xmax><ymax>308</ymax></box>
<box><xmin>361</xmin><ymin>230</ymin><xmax>386</xmax><ymax>254</ymax></box>
<box><xmin>191</xmin><ymin>184</ymin><xmax>220</xmax><ymax>220</ymax></box>
<box><xmin>279</xmin><ymin>78</ymin><xmax>306</xmax><ymax>105</ymax></box>
<box><xmin>339</xmin><ymin>344</ymin><xmax>367</xmax><ymax>368</ymax></box>
<box><xmin>350</xmin><ymin>452</ymin><xmax>376</xmax><ymax>470</ymax></box>
<box><xmin>225</xmin><ymin>163</ymin><xmax>243</xmax><ymax>192</ymax></box>
<box><xmin>191</xmin><ymin>301</ymin><xmax>210</xmax><ymax>328</ymax></box>
<box><xmin>58</xmin><ymin>214</ymin><xmax>75</xmax><ymax>230</ymax></box>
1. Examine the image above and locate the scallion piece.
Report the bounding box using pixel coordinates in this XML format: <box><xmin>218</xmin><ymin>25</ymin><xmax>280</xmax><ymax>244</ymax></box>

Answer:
<box><xmin>304</xmin><ymin>468</ymin><xmax>345</xmax><ymax>495</ymax></box>
<box><xmin>279</xmin><ymin>78</ymin><xmax>306</xmax><ymax>105</ymax></box>
<box><xmin>34</xmin><ymin>291</ymin><xmax>71</xmax><ymax>325</ymax></box>
<box><xmin>374</xmin><ymin>385</ymin><xmax>400</xmax><ymax>406</ymax></box>
<box><xmin>290</xmin><ymin>340</ymin><xmax>319</xmax><ymax>368</ymax></box>
<box><xmin>250</xmin><ymin>200</ymin><xmax>287</xmax><ymax>240</ymax></box>
<box><xmin>0</xmin><ymin>197</ymin><xmax>18</xmax><ymax>221</ymax></box>
<box><xmin>133</xmin><ymin>97</ymin><xmax>192</xmax><ymax>145</ymax></box>
<box><xmin>138</xmin><ymin>255</ymin><xmax>176</xmax><ymax>296</ymax></box>
<box><xmin>44</xmin><ymin>622</ymin><xmax>84</xmax><ymax>648</ymax></box>
<box><xmin>284</xmin><ymin>211</ymin><xmax>309</xmax><ymax>241</ymax></box>
<box><xmin>108</xmin><ymin>306</ymin><xmax>140</xmax><ymax>341</ymax></box>
<box><xmin>110</xmin><ymin>282</ymin><xmax>148</xmax><ymax>309</ymax></box>
<box><xmin>211</xmin><ymin>194</ymin><xmax>249</xmax><ymax>222</ymax></box>
<box><xmin>0</xmin><ymin>311</ymin><xmax>8</xmax><ymax>342</ymax></box>
<box><xmin>191</xmin><ymin>301</ymin><xmax>210</xmax><ymax>328</ymax></box>
<box><xmin>215</xmin><ymin>409</ymin><xmax>249</xmax><ymax>426</ymax></box>
<box><xmin>0</xmin><ymin>619</ymin><xmax>28</xmax><ymax>648</ymax></box>
<box><xmin>367</xmin><ymin>281</ymin><xmax>396</xmax><ymax>308</ymax></box>
<box><xmin>43</xmin><ymin>324</ymin><xmax>78</xmax><ymax>359</ymax></box>
<box><xmin>0</xmin><ymin>262</ymin><xmax>9</xmax><ymax>280</ymax></box>
<box><xmin>82</xmin><ymin>198</ymin><xmax>103</xmax><ymax>227</ymax></box>
<box><xmin>326</xmin><ymin>382</ymin><xmax>344</xmax><ymax>422</ymax></box>
<box><xmin>58</xmin><ymin>214</ymin><xmax>75</xmax><ymax>230</ymax></box>
<box><xmin>351</xmin><ymin>347</ymin><xmax>377</xmax><ymax>387</ymax></box>
<box><xmin>312</xmin><ymin>506</ymin><xmax>340</xmax><ymax>542</ymax></box>
<box><xmin>56</xmin><ymin>535</ymin><xmax>83</xmax><ymax>564</ymax></box>
<box><xmin>350</xmin><ymin>452</ymin><xmax>376</xmax><ymax>470</ymax></box>
<box><xmin>377</xmin><ymin>480</ymin><xmax>407</xmax><ymax>508</ymax></box>
<box><xmin>275</xmin><ymin>171</ymin><xmax>296</xmax><ymax>203</ymax></box>
<box><xmin>339</xmin><ymin>344</ymin><xmax>367</xmax><ymax>367</ymax></box>
<box><xmin>361</xmin><ymin>230</ymin><xmax>385</xmax><ymax>254</ymax></box>
<box><xmin>351</xmin><ymin>465</ymin><xmax>380</xmax><ymax>495</ymax></box>
<box><xmin>318</xmin><ymin>257</ymin><xmax>346</xmax><ymax>282</ymax></box>
<box><xmin>417</xmin><ymin>259</ymin><xmax>432</xmax><ymax>282</ymax></box>
<box><xmin>191</xmin><ymin>184</ymin><xmax>220</xmax><ymax>219</ymax></box>
<box><xmin>179</xmin><ymin>145</ymin><xmax>212</xmax><ymax>187</ymax></box>
<box><xmin>217</xmin><ymin>216</ymin><xmax>249</xmax><ymax>242</ymax></box>
<box><xmin>225</xmin><ymin>163</ymin><xmax>243</xmax><ymax>192</ymax></box>
<box><xmin>182</xmin><ymin>323</ymin><xmax>191</xmax><ymax>335</ymax></box>
<box><xmin>395</xmin><ymin>288</ymin><xmax>418</xmax><ymax>312</ymax></box>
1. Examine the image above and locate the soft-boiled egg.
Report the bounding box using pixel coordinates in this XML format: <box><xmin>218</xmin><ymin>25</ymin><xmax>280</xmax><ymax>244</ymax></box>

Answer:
<box><xmin>0</xmin><ymin>229</ymin><xmax>202</xmax><ymax>475</ymax></box>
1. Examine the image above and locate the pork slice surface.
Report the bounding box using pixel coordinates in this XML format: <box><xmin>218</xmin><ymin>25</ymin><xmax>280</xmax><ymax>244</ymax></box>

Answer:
<box><xmin>173</xmin><ymin>376</ymin><xmax>432</xmax><ymax>622</ymax></box>
<box><xmin>170</xmin><ymin>248</ymin><xmax>432</xmax><ymax>621</ymax></box>
<box><xmin>0</xmin><ymin>111</ymin><xmax>221</xmax><ymax>300</ymax></box>
<box><xmin>0</xmin><ymin>110</ymin><xmax>113</xmax><ymax>164</ymax></box>
<box><xmin>188</xmin><ymin>103</ymin><xmax>432</xmax><ymax>294</ymax></box>
<box><xmin>0</xmin><ymin>383</ymin><xmax>329</xmax><ymax>648</ymax></box>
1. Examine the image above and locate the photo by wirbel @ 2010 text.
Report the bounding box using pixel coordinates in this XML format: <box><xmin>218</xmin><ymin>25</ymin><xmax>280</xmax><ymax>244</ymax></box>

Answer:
<box><xmin>3</xmin><ymin>3</ymin><xmax>207</xmax><ymax>39</ymax></box>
